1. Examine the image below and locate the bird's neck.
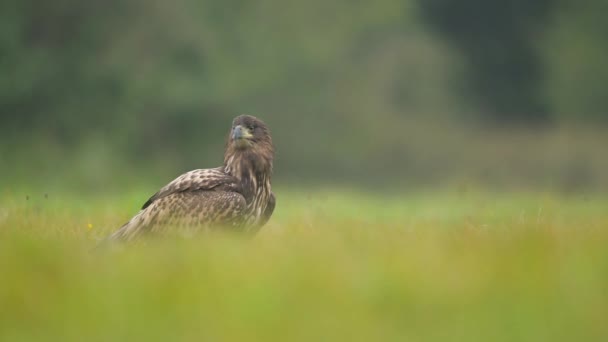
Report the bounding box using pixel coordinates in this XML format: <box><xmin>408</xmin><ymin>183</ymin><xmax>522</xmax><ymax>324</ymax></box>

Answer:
<box><xmin>223</xmin><ymin>150</ymin><xmax>272</xmax><ymax>199</ymax></box>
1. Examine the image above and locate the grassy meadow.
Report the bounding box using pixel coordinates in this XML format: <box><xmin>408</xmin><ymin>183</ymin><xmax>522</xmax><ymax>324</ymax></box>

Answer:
<box><xmin>1</xmin><ymin>187</ymin><xmax>607</xmax><ymax>341</ymax></box>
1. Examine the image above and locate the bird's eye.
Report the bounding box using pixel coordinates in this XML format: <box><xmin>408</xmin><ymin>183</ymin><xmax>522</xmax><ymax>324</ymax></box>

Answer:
<box><xmin>248</xmin><ymin>125</ymin><xmax>255</xmax><ymax>131</ymax></box>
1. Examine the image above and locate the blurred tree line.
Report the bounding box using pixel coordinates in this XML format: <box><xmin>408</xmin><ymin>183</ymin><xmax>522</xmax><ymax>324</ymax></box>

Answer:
<box><xmin>1</xmin><ymin>0</ymin><xmax>606</xmax><ymax>190</ymax></box>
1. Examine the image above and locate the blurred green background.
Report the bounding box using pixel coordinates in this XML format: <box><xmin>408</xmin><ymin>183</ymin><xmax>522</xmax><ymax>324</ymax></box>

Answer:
<box><xmin>2</xmin><ymin>3</ymin><xmax>608</xmax><ymax>341</ymax></box>
<box><xmin>1</xmin><ymin>0</ymin><xmax>607</xmax><ymax>192</ymax></box>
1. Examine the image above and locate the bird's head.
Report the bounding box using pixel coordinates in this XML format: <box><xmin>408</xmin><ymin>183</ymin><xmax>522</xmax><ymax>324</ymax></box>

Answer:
<box><xmin>224</xmin><ymin>115</ymin><xmax>274</xmax><ymax>174</ymax></box>
<box><xmin>228</xmin><ymin>115</ymin><xmax>272</xmax><ymax>150</ymax></box>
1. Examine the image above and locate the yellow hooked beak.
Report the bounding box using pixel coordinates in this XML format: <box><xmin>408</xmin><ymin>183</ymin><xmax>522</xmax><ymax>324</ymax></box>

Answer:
<box><xmin>232</xmin><ymin>125</ymin><xmax>254</xmax><ymax>147</ymax></box>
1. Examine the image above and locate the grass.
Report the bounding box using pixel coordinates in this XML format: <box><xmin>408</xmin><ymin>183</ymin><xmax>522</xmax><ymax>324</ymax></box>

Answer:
<box><xmin>0</xmin><ymin>187</ymin><xmax>607</xmax><ymax>341</ymax></box>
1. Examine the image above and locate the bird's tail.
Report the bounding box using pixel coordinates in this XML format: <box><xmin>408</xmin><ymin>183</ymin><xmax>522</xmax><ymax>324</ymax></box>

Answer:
<box><xmin>90</xmin><ymin>211</ymin><xmax>144</xmax><ymax>252</ymax></box>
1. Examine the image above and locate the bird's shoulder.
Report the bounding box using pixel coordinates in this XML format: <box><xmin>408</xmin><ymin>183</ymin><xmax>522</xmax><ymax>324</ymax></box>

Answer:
<box><xmin>142</xmin><ymin>167</ymin><xmax>240</xmax><ymax>209</ymax></box>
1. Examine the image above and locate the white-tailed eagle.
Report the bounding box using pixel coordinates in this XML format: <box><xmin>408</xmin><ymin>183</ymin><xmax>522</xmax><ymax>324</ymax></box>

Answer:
<box><xmin>103</xmin><ymin>115</ymin><xmax>275</xmax><ymax>242</ymax></box>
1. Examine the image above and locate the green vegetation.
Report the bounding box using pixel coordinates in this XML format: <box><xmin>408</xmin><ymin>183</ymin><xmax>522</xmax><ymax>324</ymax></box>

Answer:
<box><xmin>1</xmin><ymin>189</ymin><xmax>607</xmax><ymax>341</ymax></box>
<box><xmin>2</xmin><ymin>1</ymin><xmax>606</xmax><ymax>340</ymax></box>
<box><xmin>2</xmin><ymin>0</ymin><xmax>607</xmax><ymax>190</ymax></box>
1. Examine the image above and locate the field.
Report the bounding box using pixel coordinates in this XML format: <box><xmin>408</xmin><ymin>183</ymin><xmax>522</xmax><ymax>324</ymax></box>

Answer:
<box><xmin>1</xmin><ymin>188</ymin><xmax>607</xmax><ymax>341</ymax></box>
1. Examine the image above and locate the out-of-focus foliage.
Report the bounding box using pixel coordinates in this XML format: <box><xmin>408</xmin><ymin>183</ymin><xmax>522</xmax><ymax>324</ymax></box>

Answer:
<box><xmin>419</xmin><ymin>0</ymin><xmax>556</xmax><ymax>121</ymax></box>
<box><xmin>1</xmin><ymin>190</ymin><xmax>607</xmax><ymax>341</ymax></box>
<box><xmin>542</xmin><ymin>1</ymin><xmax>608</xmax><ymax>120</ymax></box>
<box><xmin>0</xmin><ymin>0</ymin><xmax>606</xmax><ymax>191</ymax></box>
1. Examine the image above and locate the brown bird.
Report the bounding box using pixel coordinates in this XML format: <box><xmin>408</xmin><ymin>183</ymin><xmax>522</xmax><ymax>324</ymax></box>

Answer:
<box><xmin>103</xmin><ymin>115</ymin><xmax>275</xmax><ymax>242</ymax></box>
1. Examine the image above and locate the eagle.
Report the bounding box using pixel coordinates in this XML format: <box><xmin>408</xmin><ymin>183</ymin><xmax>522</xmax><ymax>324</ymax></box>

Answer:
<box><xmin>103</xmin><ymin>115</ymin><xmax>275</xmax><ymax>242</ymax></box>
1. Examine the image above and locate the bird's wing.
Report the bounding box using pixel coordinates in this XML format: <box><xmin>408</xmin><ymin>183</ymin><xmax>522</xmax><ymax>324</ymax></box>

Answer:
<box><xmin>102</xmin><ymin>168</ymin><xmax>244</xmax><ymax>242</ymax></box>
<box><xmin>107</xmin><ymin>190</ymin><xmax>247</xmax><ymax>241</ymax></box>
<box><xmin>142</xmin><ymin>168</ymin><xmax>238</xmax><ymax>209</ymax></box>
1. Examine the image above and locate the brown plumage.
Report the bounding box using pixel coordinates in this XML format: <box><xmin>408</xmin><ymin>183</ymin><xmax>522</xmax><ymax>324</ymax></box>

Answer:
<box><xmin>104</xmin><ymin>115</ymin><xmax>275</xmax><ymax>242</ymax></box>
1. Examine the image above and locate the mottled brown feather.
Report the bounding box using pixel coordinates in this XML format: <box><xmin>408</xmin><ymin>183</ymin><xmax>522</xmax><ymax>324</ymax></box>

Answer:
<box><xmin>141</xmin><ymin>168</ymin><xmax>239</xmax><ymax>209</ymax></box>
<box><xmin>102</xmin><ymin>115</ymin><xmax>275</xmax><ymax>244</ymax></box>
